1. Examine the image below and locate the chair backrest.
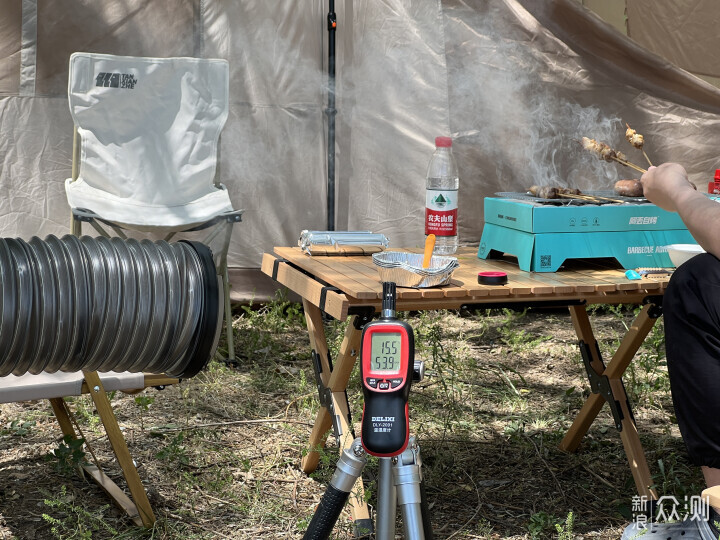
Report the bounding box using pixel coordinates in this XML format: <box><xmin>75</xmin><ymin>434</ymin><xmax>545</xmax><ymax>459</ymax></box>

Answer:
<box><xmin>68</xmin><ymin>53</ymin><xmax>229</xmax><ymax>209</ymax></box>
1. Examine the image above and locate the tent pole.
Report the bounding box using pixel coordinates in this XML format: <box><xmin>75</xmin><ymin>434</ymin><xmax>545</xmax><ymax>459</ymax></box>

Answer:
<box><xmin>326</xmin><ymin>0</ymin><xmax>337</xmax><ymax>231</ymax></box>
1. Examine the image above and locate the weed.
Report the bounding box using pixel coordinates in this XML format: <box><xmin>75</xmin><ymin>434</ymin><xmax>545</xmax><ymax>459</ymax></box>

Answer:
<box><xmin>47</xmin><ymin>434</ymin><xmax>87</xmax><ymax>475</ymax></box>
<box><xmin>65</xmin><ymin>395</ymin><xmax>101</xmax><ymax>430</ymax></box>
<box><xmin>653</xmin><ymin>454</ymin><xmax>702</xmax><ymax>500</ymax></box>
<box><xmin>555</xmin><ymin>511</ymin><xmax>575</xmax><ymax>540</ymax></box>
<box><xmin>42</xmin><ymin>485</ymin><xmax>118</xmax><ymax>539</ymax></box>
<box><xmin>239</xmin><ymin>289</ymin><xmax>304</xmax><ymax>334</ymax></box>
<box><xmin>156</xmin><ymin>432</ymin><xmax>190</xmax><ymax>466</ymax></box>
<box><xmin>499</xmin><ymin>308</ymin><xmax>551</xmax><ymax>352</ymax></box>
<box><xmin>1</xmin><ymin>419</ymin><xmax>35</xmax><ymax>436</ymax></box>
<box><xmin>414</xmin><ymin>310</ymin><xmax>465</xmax><ymax>435</ymax></box>
<box><xmin>134</xmin><ymin>394</ymin><xmax>155</xmax><ymax>432</ymax></box>
<box><xmin>528</xmin><ymin>510</ymin><xmax>558</xmax><ymax>538</ymax></box>
<box><xmin>626</xmin><ymin>316</ymin><xmax>670</xmax><ymax>407</ymax></box>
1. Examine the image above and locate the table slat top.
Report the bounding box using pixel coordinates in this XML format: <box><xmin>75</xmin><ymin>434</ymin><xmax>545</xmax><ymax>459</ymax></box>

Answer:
<box><xmin>269</xmin><ymin>247</ymin><xmax>670</xmax><ymax>305</ymax></box>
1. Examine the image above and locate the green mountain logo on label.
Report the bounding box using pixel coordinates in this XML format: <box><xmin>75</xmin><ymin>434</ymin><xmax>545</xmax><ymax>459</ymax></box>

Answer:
<box><xmin>432</xmin><ymin>194</ymin><xmax>450</xmax><ymax>208</ymax></box>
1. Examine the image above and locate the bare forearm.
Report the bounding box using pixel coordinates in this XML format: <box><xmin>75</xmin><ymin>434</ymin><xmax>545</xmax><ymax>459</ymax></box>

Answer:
<box><xmin>675</xmin><ymin>191</ymin><xmax>720</xmax><ymax>257</ymax></box>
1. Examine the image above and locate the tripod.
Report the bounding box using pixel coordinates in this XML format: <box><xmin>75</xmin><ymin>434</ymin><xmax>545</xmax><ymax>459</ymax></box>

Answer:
<box><xmin>303</xmin><ymin>282</ymin><xmax>433</xmax><ymax>539</ymax></box>
<box><xmin>303</xmin><ymin>435</ymin><xmax>433</xmax><ymax>539</ymax></box>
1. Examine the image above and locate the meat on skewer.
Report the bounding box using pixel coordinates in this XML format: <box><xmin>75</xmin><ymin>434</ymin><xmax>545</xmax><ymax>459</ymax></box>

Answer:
<box><xmin>625</xmin><ymin>122</ymin><xmax>653</xmax><ymax>166</ymax></box>
<box><xmin>582</xmin><ymin>136</ymin><xmax>616</xmax><ymax>162</ymax></box>
<box><xmin>528</xmin><ymin>186</ymin><xmax>583</xmax><ymax>199</ymax></box>
<box><xmin>528</xmin><ymin>185</ymin><xmax>559</xmax><ymax>199</ymax></box>
<box><xmin>625</xmin><ymin>123</ymin><xmax>644</xmax><ymax>149</ymax></box>
<box><xmin>580</xmin><ymin>137</ymin><xmax>647</xmax><ymax>173</ymax></box>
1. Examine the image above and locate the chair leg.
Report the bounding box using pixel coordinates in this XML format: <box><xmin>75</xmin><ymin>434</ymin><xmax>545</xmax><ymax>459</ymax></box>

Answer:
<box><xmin>223</xmin><ymin>265</ymin><xmax>235</xmax><ymax>363</ymax></box>
<box><xmin>70</xmin><ymin>212</ymin><xmax>82</xmax><ymax>236</ymax></box>
<box><xmin>49</xmin><ymin>395</ymin><xmax>150</xmax><ymax>527</ymax></box>
<box><xmin>83</xmin><ymin>371</ymin><xmax>156</xmax><ymax>527</ymax></box>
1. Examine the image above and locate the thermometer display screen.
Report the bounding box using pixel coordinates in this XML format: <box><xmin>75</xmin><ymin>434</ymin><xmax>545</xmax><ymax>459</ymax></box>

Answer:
<box><xmin>370</xmin><ymin>332</ymin><xmax>402</xmax><ymax>373</ymax></box>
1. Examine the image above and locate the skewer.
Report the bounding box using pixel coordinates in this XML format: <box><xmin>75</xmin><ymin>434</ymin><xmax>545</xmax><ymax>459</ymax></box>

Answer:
<box><xmin>642</xmin><ymin>149</ymin><xmax>653</xmax><ymax>167</ymax></box>
<box><xmin>611</xmin><ymin>155</ymin><xmax>647</xmax><ymax>174</ymax></box>
<box><xmin>556</xmin><ymin>193</ymin><xmax>596</xmax><ymax>202</ymax></box>
<box><xmin>556</xmin><ymin>193</ymin><xmax>627</xmax><ymax>204</ymax></box>
<box><xmin>581</xmin><ymin>193</ymin><xmax>630</xmax><ymax>203</ymax></box>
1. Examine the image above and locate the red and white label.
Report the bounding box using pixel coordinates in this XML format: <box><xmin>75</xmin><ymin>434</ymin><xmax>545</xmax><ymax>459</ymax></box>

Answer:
<box><xmin>425</xmin><ymin>189</ymin><xmax>457</xmax><ymax>236</ymax></box>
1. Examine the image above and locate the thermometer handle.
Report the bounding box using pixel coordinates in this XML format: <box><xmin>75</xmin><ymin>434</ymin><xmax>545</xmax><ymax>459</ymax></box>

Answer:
<box><xmin>361</xmin><ymin>391</ymin><xmax>409</xmax><ymax>456</ymax></box>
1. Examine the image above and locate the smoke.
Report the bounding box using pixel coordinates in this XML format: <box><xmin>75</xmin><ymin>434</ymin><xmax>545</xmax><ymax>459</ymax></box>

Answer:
<box><xmin>449</xmin><ymin>1</ymin><xmax>626</xmax><ymax>190</ymax></box>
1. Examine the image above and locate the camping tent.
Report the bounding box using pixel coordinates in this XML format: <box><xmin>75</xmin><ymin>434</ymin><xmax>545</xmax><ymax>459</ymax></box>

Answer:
<box><xmin>3</xmin><ymin>0</ymin><xmax>720</xmax><ymax>301</ymax></box>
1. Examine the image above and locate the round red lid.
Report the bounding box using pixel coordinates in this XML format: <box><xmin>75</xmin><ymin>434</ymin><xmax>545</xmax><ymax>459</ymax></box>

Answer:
<box><xmin>478</xmin><ymin>271</ymin><xmax>508</xmax><ymax>285</ymax></box>
<box><xmin>435</xmin><ymin>136</ymin><xmax>452</xmax><ymax>148</ymax></box>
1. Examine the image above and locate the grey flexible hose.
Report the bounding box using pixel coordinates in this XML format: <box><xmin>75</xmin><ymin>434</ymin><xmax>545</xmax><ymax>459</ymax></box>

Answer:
<box><xmin>0</xmin><ymin>235</ymin><xmax>222</xmax><ymax>378</ymax></box>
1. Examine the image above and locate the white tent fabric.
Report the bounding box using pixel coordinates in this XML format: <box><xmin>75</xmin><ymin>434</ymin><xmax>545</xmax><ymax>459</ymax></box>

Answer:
<box><xmin>66</xmin><ymin>53</ymin><xmax>233</xmax><ymax>230</ymax></box>
<box><xmin>3</xmin><ymin>0</ymin><xmax>720</xmax><ymax>301</ymax></box>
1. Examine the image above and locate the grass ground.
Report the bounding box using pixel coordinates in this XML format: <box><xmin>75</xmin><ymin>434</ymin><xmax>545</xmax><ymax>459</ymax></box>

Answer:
<box><xmin>0</xmin><ymin>296</ymin><xmax>703</xmax><ymax>539</ymax></box>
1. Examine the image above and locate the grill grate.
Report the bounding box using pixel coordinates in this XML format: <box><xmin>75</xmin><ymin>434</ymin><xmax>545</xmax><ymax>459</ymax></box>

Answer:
<box><xmin>494</xmin><ymin>191</ymin><xmax>648</xmax><ymax>205</ymax></box>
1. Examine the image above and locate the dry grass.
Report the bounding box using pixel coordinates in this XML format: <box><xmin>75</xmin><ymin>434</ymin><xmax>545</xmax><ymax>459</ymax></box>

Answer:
<box><xmin>0</xmin><ymin>300</ymin><xmax>702</xmax><ymax>539</ymax></box>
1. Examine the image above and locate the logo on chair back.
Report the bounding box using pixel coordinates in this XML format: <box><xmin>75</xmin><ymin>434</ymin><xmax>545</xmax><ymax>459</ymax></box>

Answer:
<box><xmin>95</xmin><ymin>72</ymin><xmax>138</xmax><ymax>89</ymax></box>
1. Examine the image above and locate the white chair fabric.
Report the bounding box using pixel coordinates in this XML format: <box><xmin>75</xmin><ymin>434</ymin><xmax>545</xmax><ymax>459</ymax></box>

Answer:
<box><xmin>0</xmin><ymin>371</ymin><xmax>145</xmax><ymax>403</ymax></box>
<box><xmin>65</xmin><ymin>53</ymin><xmax>233</xmax><ymax>230</ymax></box>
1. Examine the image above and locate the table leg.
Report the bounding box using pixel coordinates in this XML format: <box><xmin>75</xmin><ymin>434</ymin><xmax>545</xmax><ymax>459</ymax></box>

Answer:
<box><xmin>300</xmin><ymin>300</ymin><xmax>371</xmax><ymax>525</ymax></box>
<box><xmin>560</xmin><ymin>304</ymin><xmax>659</xmax><ymax>498</ymax></box>
<box><xmin>301</xmin><ymin>300</ymin><xmax>334</xmax><ymax>472</ymax></box>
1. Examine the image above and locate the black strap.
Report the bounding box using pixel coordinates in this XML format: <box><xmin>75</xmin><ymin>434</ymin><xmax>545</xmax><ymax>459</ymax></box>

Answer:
<box><xmin>272</xmin><ymin>256</ymin><xmax>288</xmax><ymax>281</ymax></box>
<box><xmin>319</xmin><ymin>285</ymin><xmax>341</xmax><ymax>312</ymax></box>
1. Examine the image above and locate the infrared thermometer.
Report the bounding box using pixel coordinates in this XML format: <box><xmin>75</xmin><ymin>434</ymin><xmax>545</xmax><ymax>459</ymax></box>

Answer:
<box><xmin>360</xmin><ymin>282</ymin><xmax>414</xmax><ymax>457</ymax></box>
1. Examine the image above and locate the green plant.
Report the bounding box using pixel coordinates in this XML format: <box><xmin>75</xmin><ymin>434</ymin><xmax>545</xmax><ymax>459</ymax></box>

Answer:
<box><xmin>626</xmin><ymin>316</ymin><xmax>670</xmax><ymax>406</ymax></box>
<box><xmin>2</xmin><ymin>419</ymin><xmax>35</xmax><ymax>436</ymax></box>
<box><xmin>414</xmin><ymin>310</ymin><xmax>465</xmax><ymax>434</ymax></box>
<box><xmin>528</xmin><ymin>510</ymin><xmax>558</xmax><ymax>538</ymax></box>
<box><xmin>499</xmin><ymin>308</ymin><xmax>551</xmax><ymax>352</ymax></box>
<box><xmin>239</xmin><ymin>289</ymin><xmax>304</xmax><ymax>334</ymax></box>
<box><xmin>42</xmin><ymin>485</ymin><xmax>118</xmax><ymax>539</ymax></box>
<box><xmin>65</xmin><ymin>395</ymin><xmax>101</xmax><ymax>430</ymax></box>
<box><xmin>47</xmin><ymin>435</ymin><xmax>87</xmax><ymax>475</ymax></box>
<box><xmin>156</xmin><ymin>431</ymin><xmax>190</xmax><ymax>466</ymax></box>
<box><xmin>555</xmin><ymin>511</ymin><xmax>575</xmax><ymax>540</ymax></box>
<box><xmin>134</xmin><ymin>394</ymin><xmax>155</xmax><ymax>431</ymax></box>
<box><xmin>653</xmin><ymin>455</ymin><xmax>702</xmax><ymax>500</ymax></box>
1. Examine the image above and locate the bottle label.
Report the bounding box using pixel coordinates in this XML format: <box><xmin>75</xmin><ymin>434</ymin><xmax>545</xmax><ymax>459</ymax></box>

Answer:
<box><xmin>425</xmin><ymin>189</ymin><xmax>458</xmax><ymax>236</ymax></box>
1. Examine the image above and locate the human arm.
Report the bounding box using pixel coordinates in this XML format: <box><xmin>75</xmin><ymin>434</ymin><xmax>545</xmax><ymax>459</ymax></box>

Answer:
<box><xmin>641</xmin><ymin>163</ymin><xmax>720</xmax><ymax>257</ymax></box>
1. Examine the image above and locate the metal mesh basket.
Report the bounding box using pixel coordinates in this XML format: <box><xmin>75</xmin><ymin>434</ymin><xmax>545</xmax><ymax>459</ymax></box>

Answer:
<box><xmin>372</xmin><ymin>251</ymin><xmax>459</xmax><ymax>288</ymax></box>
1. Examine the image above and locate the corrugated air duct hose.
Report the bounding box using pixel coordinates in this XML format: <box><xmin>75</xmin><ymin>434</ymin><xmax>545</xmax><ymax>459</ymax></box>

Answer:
<box><xmin>0</xmin><ymin>235</ymin><xmax>222</xmax><ymax>378</ymax></box>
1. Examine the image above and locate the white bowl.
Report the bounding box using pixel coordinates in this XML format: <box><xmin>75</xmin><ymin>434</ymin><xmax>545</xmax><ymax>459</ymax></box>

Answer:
<box><xmin>665</xmin><ymin>244</ymin><xmax>705</xmax><ymax>267</ymax></box>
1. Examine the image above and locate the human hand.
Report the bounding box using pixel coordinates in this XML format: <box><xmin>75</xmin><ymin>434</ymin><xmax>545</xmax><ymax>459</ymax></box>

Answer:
<box><xmin>640</xmin><ymin>163</ymin><xmax>696</xmax><ymax>212</ymax></box>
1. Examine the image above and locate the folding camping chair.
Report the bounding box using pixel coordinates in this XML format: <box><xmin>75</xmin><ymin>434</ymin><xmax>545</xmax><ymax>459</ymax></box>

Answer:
<box><xmin>47</xmin><ymin>52</ymin><xmax>240</xmax><ymax>525</ymax></box>
<box><xmin>64</xmin><ymin>52</ymin><xmax>242</xmax><ymax>363</ymax></box>
<box><xmin>0</xmin><ymin>371</ymin><xmax>177</xmax><ymax>526</ymax></box>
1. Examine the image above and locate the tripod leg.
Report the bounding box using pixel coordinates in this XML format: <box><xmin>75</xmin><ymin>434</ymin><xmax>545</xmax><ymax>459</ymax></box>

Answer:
<box><xmin>304</xmin><ymin>438</ymin><xmax>368</xmax><ymax>540</ymax></box>
<box><xmin>376</xmin><ymin>458</ymin><xmax>397</xmax><ymax>540</ymax></box>
<box><xmin>394</xmin><ymin>437</ymin><xmax>432</xmax><ymax>540</ymax></box>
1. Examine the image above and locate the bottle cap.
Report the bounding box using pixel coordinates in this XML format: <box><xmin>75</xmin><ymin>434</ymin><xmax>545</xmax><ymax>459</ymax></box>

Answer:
<box><xmin>715</xmin><ymin>169</ymin><xmax>720</xmax><ymax>181</ymax></box>
<box><xmin>435</xmin><ymin>136</ymin><xmax>452</xmax><ymax>148</ymax></box>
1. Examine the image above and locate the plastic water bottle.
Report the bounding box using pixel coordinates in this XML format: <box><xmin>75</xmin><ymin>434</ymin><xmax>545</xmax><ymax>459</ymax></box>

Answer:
<box><xmin>425</xmin><ymin>136</ymin><xmax>459</xmax><ymax>255</ymax></box>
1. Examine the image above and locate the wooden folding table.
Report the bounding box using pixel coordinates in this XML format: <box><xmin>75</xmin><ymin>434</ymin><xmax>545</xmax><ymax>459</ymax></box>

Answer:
<box><xmin>262</xmin><ymin>246</ymin><xmax>670</xmax><ymax>526</ymax></box>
